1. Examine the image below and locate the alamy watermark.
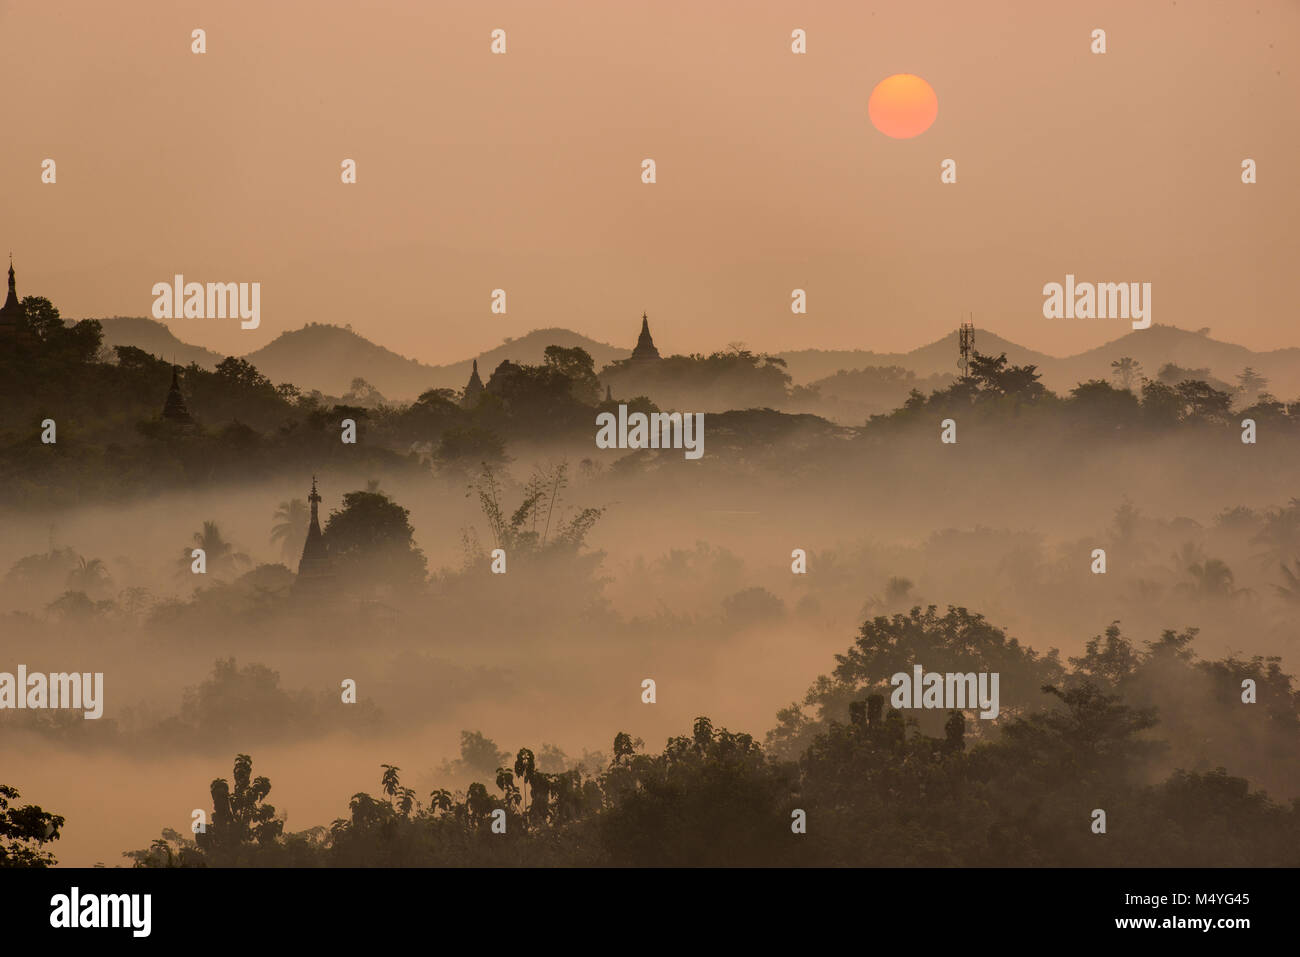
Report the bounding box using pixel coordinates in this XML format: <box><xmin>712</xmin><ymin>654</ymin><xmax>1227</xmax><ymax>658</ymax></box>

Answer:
<box><xmin>596</xmin><ymin>405</ymin><xmax>704</xmax><ymax>460</ymax></box>
<box><xmin>50</xmin><ymin>887</ymin><xmax>150</xmax><ymax>937</ymax></box>
<box><xmin>0</xmin><ymin>666</ymin><xmax>103</xmax><ymax>719</ymax></box>
<box><xmin>1042</xmin><ymin>274</ymin><xmax>1151</xmax><ymax>330</ymax></box>
<box><xmin>151</xmin><ymin>275</ymin><xmax>260</xmax><ymax>329</ymax></box>
<box><xmin>890</xmin><ymin>665</ymin><xmax>1000</xmax><ymax>719</ymax></box>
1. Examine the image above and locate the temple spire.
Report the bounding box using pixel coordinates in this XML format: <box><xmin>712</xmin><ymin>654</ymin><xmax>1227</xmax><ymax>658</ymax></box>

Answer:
<box><xmin>0</xmin><ymin>257</ymin><xmax>31</xmax><ymax>341</ymax></box>
<box><xmin>295</xmin><ymin>475</ymin><xmax>333</xmax><ymax>595</ymax></box>
<box><xmin>631</xmin><ymin>311</ymin><xmax>661</xmax><ymax>361</ymax></box>
<box><xmin>161</xmin><ymin>364</ymin><xmax>194</xmax><ymax>424</ymax></box>
<box><xmin>461</xmin><ymin>358</ymin><xmax>485</xmax><ymax>408</ymax></box>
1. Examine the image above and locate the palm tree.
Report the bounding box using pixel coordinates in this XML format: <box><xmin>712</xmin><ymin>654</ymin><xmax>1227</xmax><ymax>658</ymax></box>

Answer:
<box><xmin>398</xmin><ymin>787</ymin><xmax>416</xmax><ymax>818</ymax></box>
<box><xmin>1251</xmin><ymin>501</ymin><xmax>1300</xmax><ymax>568</ymax></box>
<box><xmin>1181</xmin><ymin>558</ymin><xmax>1243</xmax><ymax>599</ymax></box>
<box><xmin>179</xmin><ymin>521</ymin><xmax>250</xmax><ymax>579</ymax></box>
<box><xmin>1274</xmin><ymin>559</ymin><xmax>1300</xmax><ymax>603</ymax></box>
<box><xmin>270</xmin><ymin>499</ymin><xmax>309</xmax><ymax>565</ymax></box>
<box><xmin>495</xmin><ymin>768</ymin><xmax>520</xmax><ymax>813</ymax></box>
<box><xmin>429</xmin><ymin>789</ymin><xmax>453</xmax><ymax>816</ymax></box>
<box><xmin>65</xmin><ymin>556</ymin><xmax>111</xmax><ymax>595</ymax></box>
<box><xmin>1110</xmin><ymin>356</ymin><xmax>1143</xmax><ymax>392</ymax></box>
<box><xmin>380</xmin><ymin>764</ymin><xmax>401</xmax><ymax>800</ymax></box>
<box><xmin>513</xmin><ymin>748</ymin><xmax>535</xmax><ymax>813</ymax></box>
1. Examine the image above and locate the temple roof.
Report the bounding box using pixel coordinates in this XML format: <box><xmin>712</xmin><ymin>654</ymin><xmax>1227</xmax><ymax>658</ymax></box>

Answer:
<box><xmin>296</xmin><ymin>477</ymin><xmax>333</xmax><ymax>590</ymax></box>
<box><xmin>631</xmin><ymin>311</ymin><xmax>661</xmax><ymax>360</ymax></box>
<box><xmin>461</xmin><ymin>358</ymin><xmax>485</xmax><ymax>407</ymax></box>
<box><xmin>0</xmin><ymin>259</ymin><xmax>29</xmax><ymax>336</ymax></box>
<box><xmin>161</xmin><ymin>366</ymin><xmax>193</xmax><ymax>422</ymax></box>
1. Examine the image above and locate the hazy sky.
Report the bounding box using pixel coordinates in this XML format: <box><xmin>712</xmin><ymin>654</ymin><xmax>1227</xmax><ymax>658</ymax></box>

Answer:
<box><xmin>2</xmin><ymin>0</ymin><xmax>1296</xmax><ymax>364</ymax></box>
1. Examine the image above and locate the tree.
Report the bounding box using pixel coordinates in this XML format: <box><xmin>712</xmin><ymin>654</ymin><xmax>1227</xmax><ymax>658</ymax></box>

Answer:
<box><xmin>960</xmin><ymin>351</ymin><xmax>1048</xmax><ymax>402</ymax></box>
<box><xmin>1110</xmin><ymin>356</ymin><xmax>1143</xmax><ymax>391</ymax></box>
<box><xmin>767</xmin><ymin>604</ymin><xmax>1064</xmax><ymax>754</ymax></box>
<box><xmin>380</xmin><ymin>765</ymin><xmax>401</xmax><ymax>800</ymax></box>
<box><xmin>1251</xmin><ymin>500</ymin><xmax>1300</xmax><ymax>568</ymax></box>
<box><xmin>20</xmin><ymin>296</ymin><xmax>64</xmax><ymax>343</ymax></box>
<box><xmin>469</xmin><ymin>462</ymin><xmax>602</xmax><ymax>559</ymax></box>
<box><xmin>1274</xmin><ymin>559</ymin><xmax>1300</xmax><ymax>603</ymax></box>
<box><xmin>215</xmin><ymin>356</ymin><xmax>272</xmax><ymax>391</ymax></box>
<box><xmin>1138</xmin><ymin>379</ymin><xmax>1183</xmax><ymax>427</ymax></box>
<box><xmin>195</xmin><ymin>755</ymin><xmax>283</xmax><ymax>864</ymax></box>
<box><xmin>322</xmin><ymin>490</ymin><xmax>427</xmax><ymax>589</ymax></box>
<box><xmin>1236</xmin><ymin>367</ymin><xmax>1269</xmax><ymax>405</ymax></box>
<box><xmin>19</xmin><ymin>296</ymin><xmax>102</xmax><ymax>363</ymax></box>
<box><xmin>1069</xmin><ymin>379</ymin><xmax>1140</xmax><ymax>428</ymax></box>
<box><xmin>180</xmin><ymin>521</ymin><xmax>251</xmax><ymax>580</ymax></box>
<box><xmin>543</xmin><ymin>345</ymin><xmax>601</xmax><ymax>403</ymax></box>
<box><xmin>1179</xmin><ymin>557</ymin><xmax>1243</xmax><ymax>599</ymax></box>
<box><xmin>0</xmin><ymin>785</ymin><xmax>64</xmax><ymax>867</ymax></box>
<box><xmin>455</xmin><ymin>731</ymin><xmax>510</xmax><ymax>777</ymax></box>
<box><xmin>433</xmin><ymin>427</ymin><xmax>508</xmax><ymax>477</ymax></box>
<box><xmin>343</xmin><ymin>377</ymin><xmax>386</xmax><ymax>407</ymax></box>
<box><xmin>65</xmin><ymin>556</ymin><xmax>111</xmax><ymax>596</ymax></box>
<box><xmin>1176</xmin><ymin>380</ymin><xmax>1234</xmax><ymax>423</ymax></box>
<box><xmin>270</xmin><ymin>498</ymin><xmax>309</xmax><ymax>565</ymax></box>
<box><xmin>514</xmin><ymin>748</ymin><xmax>536</xmax><ymax>813</ymax></box>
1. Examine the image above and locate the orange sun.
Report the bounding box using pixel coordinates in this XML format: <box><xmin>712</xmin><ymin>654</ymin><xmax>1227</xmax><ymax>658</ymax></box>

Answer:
<box><xmin>868</xmin><ymin>74</ymin><xmax>938</xmax><ymax>139</ymax></box>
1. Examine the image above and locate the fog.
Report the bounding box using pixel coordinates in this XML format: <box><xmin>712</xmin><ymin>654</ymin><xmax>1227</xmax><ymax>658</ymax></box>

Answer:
<box><xmin>4</xmin><ymin>414</ymin><xmax>1298</xmax><ymax>864</ymax></box>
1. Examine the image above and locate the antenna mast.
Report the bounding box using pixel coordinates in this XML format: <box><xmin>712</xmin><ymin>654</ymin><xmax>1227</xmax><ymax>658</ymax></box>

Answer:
<box><xmin>958</xmin><ymin>315</ymin><xmax>975</xmax><ymax>378</ymax></box>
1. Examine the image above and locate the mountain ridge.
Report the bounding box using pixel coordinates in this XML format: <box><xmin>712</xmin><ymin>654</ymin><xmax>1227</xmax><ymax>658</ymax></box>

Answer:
<box><xmin>94</xmin><ymin>318</ymin><xmax>1300</xmax><ymax>401</ymax></box>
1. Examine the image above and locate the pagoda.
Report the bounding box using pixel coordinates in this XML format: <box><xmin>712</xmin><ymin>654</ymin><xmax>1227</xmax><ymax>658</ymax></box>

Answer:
<box><xmin>294</xmin><ymin>477</ymin><xmax>334</xmax><ymax>595</ymax></box>
<box><xmin>461</xmin><ymin>358</ymin><xmax>484</xmax><ymax>408</ymax></box>
<box><xmin>630</xmin><ymin>312</ymin><xmax>661</xmax><ymax>361</ymax></box>
<box><xmin>0</xmin><ymin>257</ymin><xmax>32</xmax><ymax>341</ymax></box>
<box><xmin>161</xmin><ymin>366</ymin><xmax>194</xmax><ymax>424</ymax></box>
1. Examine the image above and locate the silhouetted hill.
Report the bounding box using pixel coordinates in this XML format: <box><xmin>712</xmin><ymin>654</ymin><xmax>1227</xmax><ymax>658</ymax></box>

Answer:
<box><xmin>96</xmin><ymin>317</ymin><xmax>225</xmax><ymax>369</ymax></box>
<box><xmin>241</xmin><ymin>324</ymin><xmax>623</xmax><ymax>399</ymax></box>
<box><xmin>1053</xmin><ymin>325</ymin><xmax>1300</xmax><ymax>397</ymax></box>
<box><xmin>241</xmin><ymin>323</ymin><xmax>441</xmax><ymax>397</ymax></box>
<box><xmin>779</xmin><ymin>330</ymin><xmax>1053</xmax><ymax>385</ymax></box>
<box><xmin>782</xmin><ymin>325</ymin><xmax>1300</xmax><ymax>398</ymax></box>
<box><xmin>96</xmin><ymin>317</ymin><xmax>1300</xmax><ymax>405</ymax></box>
<box><xmin>96</xmin><ymin>320</ymin><xmax>628</xmax><ymax>399</ymax></box>
<box><xmin>425</xmin><ymin>327</ymin><xmax>626</xmax><ymax>397</ymax></box>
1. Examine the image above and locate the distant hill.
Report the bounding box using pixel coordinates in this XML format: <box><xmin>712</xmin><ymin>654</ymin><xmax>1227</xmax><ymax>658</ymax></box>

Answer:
<box><xmin>420</xmin><ymin>327</ymin><xmax>627</xmax><ymax>398</ymax></box>
<box><xmin>780</xmin><ymin>325</ymin><xmax>1300</xmax><ymax>398</ymax></box>
<box><xmin>96</xmin><ymin>317</ymin><xmax>225</xmax><ymax>369</ymax></box>
<box><xmin>1051</xmin><ymin>325</ymin><xmax>1300</xmax><ymax>397</ymax></box>
<box><xmin>95</xmin><ymin>319</ymin><xmax>629</xmax><ymax>399</ymax></box>
<box><xmin>777</xmin><ymin>329</ymin><xmax>1055</xmax><ymax>385</ymax></box>
<box><xmin>243</xmin><ymin>324</ymin><xmax>626</xmax><ymax>399</ymax></box>
<box><xmin>239</xmin><ymin>323</ymin><xmax>441</xmax><ymax>397</ymax></box>
<box><xmin>96</xmin><ymin>317</ymin><xmax>1300</xmax><ymax>405</ymax></box>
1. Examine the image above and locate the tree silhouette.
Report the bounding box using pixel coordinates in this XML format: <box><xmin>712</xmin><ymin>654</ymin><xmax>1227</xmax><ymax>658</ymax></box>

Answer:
<box><xmin>1110</xmin><ymin>356</ymin><xmax>1143</xmax><ymax>391</ymax></box>
<box><xmin>513</xmin><ymin>748</ymin><xmax>536</xmax><ymax>813</ymax></box>
<box><xmin>65</xmin><ymin>556</ymin><xmax>111</xmax><ymax>596</ymax></box>
<box><xmin>1251</xmin><ymin>500</ymin><xmax>1300</xmax><ymax>568</ymax></box>
<box><xmin>179</xmin><ymin>521</ymin><xmax>251</xmax><ymax>580</ymax></box>
<box><xmin>1236</xmin><ymin>367</ymin><xmax>1269</xmax><ymax>405</ymax></box>
<box><xmin>0</xmin><ymin>785</ymin><xmax>64</xmax><ymax>867</ymax></box>
<box><xmin>195</xmin><ymin>754</ymin><xmax>283</xmax><ymax>864</ymax></box>
<box><xmin>1274</xmin><ymin>559</ymin><xmax>1300</xmax><ymax>603</ymax></box>
<box><xmin>380</xmin><ymin>764</ymin><xmax>401</xmax><ymax>800</ymax></box>
<box><xmin>270</xmin><ymin>498</ymin><xmax>309</xmax><ymax>565</ymax></box>
<box><xmin>322</xmin><ymin>490</ymin><xmax>427</xmax><ymax>591</ymax></box>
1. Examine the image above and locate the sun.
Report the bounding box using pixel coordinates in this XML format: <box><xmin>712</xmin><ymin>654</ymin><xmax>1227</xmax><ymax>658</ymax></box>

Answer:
<box><xmin>868</xmin><ymin>74</ymin><xmax>938</xmax><ymax>139</ymax></box>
